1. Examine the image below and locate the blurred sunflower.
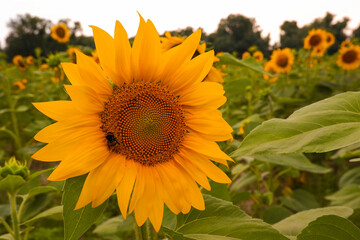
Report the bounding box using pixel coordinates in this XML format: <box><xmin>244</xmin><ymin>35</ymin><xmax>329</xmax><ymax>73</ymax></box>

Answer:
<box><xmin>263</xmin><ymin>61</ymin><xmax>278</xmax><ymax>83</ymax></box>
<box><xmin>311</xmin><ymin>47</ymin><xmax>326</xmax><ymax>57</ymax></box>
<box><xmin>160</xmin><ymin>32</ymin><xmax>224</xmax><ymax>83</ymax></box>
<box><xmin>242</xmin><ymin>51</ymin><xmax>250</xmax><ymax>60</ymax></box>
<box><xmin>337</xmin><ymin>45</ymin><xmax>360</xmax><ymax>70</ymax></box>
<box><xmin>253</xmin><ymin>51</ymin><xmax>264</xmax><ymax>62</ymax></box>
<box><xmin>32</xmin><ymin>15</ymin><xmax>232</xmax><ymax>231</ymax></box>
<box><xmin>67</xmin><ymin>47</ymin><xmax>81</xmax><ymax>63</ymax></box>
<box><xmin>340</xmin><ymin>40</ymin><xmax>352</xmax><ymax>49</ymax></box>
<box><xmin>13</xmin><ymin>79</ymin><xmax>27</xmax><ymax>93</ymax></box>
<box><xmin>304</xmin><ymin>29</ymin><xmax>327</xmax><ymax>50</ymax></box>
<box><xmin>325</xmin><ymin>31</ymin><xmax>335</xmax><ymax>48</ymax></box>
<box><xmin>270</xmin><ymin>48</ymin><xmax>294</xmax><ymax>73</ymax></box>
<box><xmin>51</xmin><ymin>23</ymin><xmax>71</xmax><ymax>43</ymax></box>
<box><xmin>12</xmin><ymin>55</ymin><xmax>27</xmax><ymax>71</ymax></box>
<box><xmin>26</xmin><ymin>56</ymin><xmax>35</xmax><ymax>65</ymax></box>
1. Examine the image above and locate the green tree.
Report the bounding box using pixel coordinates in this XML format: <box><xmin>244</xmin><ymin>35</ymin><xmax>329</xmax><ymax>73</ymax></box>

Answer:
<box><xmin>4</xmin><ymin>14</ymin><xmax>94</xmax><ymax>61</ymax></box>
<box><xmin>208</xmin><ymin>14</ymin><xmax>270</xmax><ymax>57</ymax></box>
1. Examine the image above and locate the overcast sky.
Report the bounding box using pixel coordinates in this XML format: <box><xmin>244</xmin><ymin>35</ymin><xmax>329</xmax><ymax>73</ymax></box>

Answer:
<box><xmin>1</xmin><ymin>0</ymin><xmax>360</xmax><ymax>47</ymax></box>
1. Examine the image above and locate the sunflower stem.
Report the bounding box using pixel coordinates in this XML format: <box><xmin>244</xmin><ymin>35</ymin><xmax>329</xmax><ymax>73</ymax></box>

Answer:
<box><xmin>9</xmin><ymin>193</ymin><xmax>21</xmax><ymax>240</ymax></box>
<box><xmin>135</xmin><ymin>220</ymin><xmax>153</xmax><ymax>240</ymax></box>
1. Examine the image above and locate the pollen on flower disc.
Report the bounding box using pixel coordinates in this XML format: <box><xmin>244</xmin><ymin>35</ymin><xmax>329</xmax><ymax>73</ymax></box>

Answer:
<box><xmin>100</xmin><ymin>82</ymin><xmax>186</xmax><ymax>166</ymax></box>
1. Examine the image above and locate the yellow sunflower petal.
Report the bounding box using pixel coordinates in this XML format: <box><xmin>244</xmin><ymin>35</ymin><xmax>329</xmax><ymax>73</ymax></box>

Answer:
<box><xmin>169</xmin><ymin>50</ymin><xmax>214</xmax><ymax>95</ymax></box>
<box><xmin>180</xmin><ymin>82</ymin><xmax>226</xmax><ymax>110</ymax></box>
<box><xmin>75</xmin><ymin>171</ymin><xmax>98</xmax><ymax>209</ymax></box>
<box><xmin>116</xmin><ymin>160</ymin><xmax>137</xmax><ymax>219</ymax></box>
<box><xmin>64</xmin><ymin>85</ymin><xmax>104</xmax><ymax>113</ymax></box>
<box><xmin>91</xmin><ymin>154</ymin><xmax>126</xmax><ymax>207</ymax></box>
<box><xmin>186</xmin><ymin>110</ymin><xmax>233</xmax><ymax>141</ymax></box>
<box><xmin>114</xmin><ymin>20</ymin><xmax>132</xmax><ymax>85</ymax></box>
<box><xmin>34</xmin><ymin>114</ymin><xmax>101</xmax><ymax>143</ymax></box>
<box><xmin>47</xmin><ymin>136</ymin><xmax>109</xmax><ymax>181</ymax></box>
<box><xmin>131</xmin><ymin>14</ymin><xmax>146</xmax><ymax>81</ymax></box>
<box><xmin>182</xmin><ymin>133</ymin><xmax>232</xmax><ymax>165</ymax></box>
<box><xmin>90</xmin><ymin>25</ymin><xmax>120</xmax><ymax>85</ymax></box>
<box><xmin>61</xmin><ymin>62</ymin><xmax>82</xmax><ymax>85</ymax></box>
<box><xmin>138</xmin><ymin>19</ymin><xmax>161</xmax><ymax>82</ymax></box>
<box><xmin>173</xmin><ymin>153</ymin><xmax>211</xmax><ymax>190</ymax></box>
<box><xmin>160</xmin><ymin>29</ymin><xmax>201</xmax><ymax>83</ymax></box>
<box><xmin>180</xmin><ymin>148</ymin><xmax>231</xmax><ymax>184</ymax></box>
<box><xmin>33</xmin><ymin>101</ymin><xmax>77</xmax><ymax>121</ymax></box>
<box><xmin>75</xmin><ymin>51</ymin><xmax>113</xmax><ymax>96</ymax></box>
<box><xmin>129</xmin><ymin>165</ymin><xmax>146</xmax><ymax>213</ymax></box>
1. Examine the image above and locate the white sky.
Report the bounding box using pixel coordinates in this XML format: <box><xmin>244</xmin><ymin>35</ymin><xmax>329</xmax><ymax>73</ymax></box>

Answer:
<box><xmin>1</xmin><ymin>0</ymin><xmax>360</xmax><ymax>48</ymax></box>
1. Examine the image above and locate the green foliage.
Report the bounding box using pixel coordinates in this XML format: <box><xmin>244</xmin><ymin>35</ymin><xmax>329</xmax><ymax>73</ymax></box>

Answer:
<box><xmin>232</xmin><ymin>92</ymin><xmax>360</xmax><ymax>157</ymax></box>
<box><xmin>62</xmin><ymin>175</ymin><xmax>108</xmax><ymax>240</ymax></box>
<box><xmin>297</xmin><ymin>215</ymin><xmax>360</xmax><ymax>240</ymax></box>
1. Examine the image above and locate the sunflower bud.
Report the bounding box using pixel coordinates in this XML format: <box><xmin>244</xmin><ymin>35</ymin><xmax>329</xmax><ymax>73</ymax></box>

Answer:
<box><xmin>0</xmin><ymin>156</ymin><xmax>29</xmax><ymax>180</ymax></box>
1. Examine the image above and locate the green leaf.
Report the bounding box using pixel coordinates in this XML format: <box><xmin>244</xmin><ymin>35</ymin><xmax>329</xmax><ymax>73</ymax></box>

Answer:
<box><xmin>176</xmin><ymin>194</ymin><xmax>249</xmax><ymax>228</ymax></box>
<box><xmin>15</xmin><ymin>105</ymin><xmax>29</xmax><ymax>112</ymax></box>
<box><xmin>219</xmin><ymin>53</ymin><xmax>270</xmax><ymax>75</ymax></box>
<box><xmin>23</xmin><ymin>186</ymin><xmax>58</xmax><ymax>200</ymax></box>
<box><xmin>93</xmin><ymin>215</ymin><xmax>134</xmax><ymax>236</ymax></box>
<box><xmin>297</xmin><ymin>215</ymin><xmax>360</xmax><ymax>240</ymax></box>
<box><xmin>232</xmin><ymin>92</ymin><xmax>360</xmax><ymax>157</ymax></box>
<box><xmin>339</xmin><ymin>167</ymin><xmax>360</xmax><ymax>188</ymax></box>
<box><xmin>0</xmin><ymin>233</ymin><xmax>14</xmax><ymax>240</ymax></box>
<box><xmin>201</xmin><ymin>181</ymin><xmax>231</xmax><ymax>201</ymax></box>
<box><xmin>0</xmin><ymin>175</ymin><xmax>25</xmax><ymax>194</ymax></box>
<box><xmin>229</xmin><ymin>171</ymin><xmax>256</xmax><ymax>192</ymax></box>
<box><xmin>63</xmin><ymin>175</ymin><xmax>108</xmax><ymax>240</ymax></box>
<box><xmin>272</xmin><ymin>206</ymin><xmax>353</xmax><ymax>238</ymax></box>
<box><xmin>253</xmin><ymin>153</ymin><xmax>331</xmax><ymax>174</ymax></box>
<box><xmin>281</xmin><ymin>189</ymin><xmax>319</xmax><ymax>212</ymax></box>
<box><xmin>22</xmin><ymin>206</ymin><xmax>63</xmax><ymax>224</ymax></box>
<box><xmin>165</xmin><ymin>195</ymin><xmax>288</xmax><ymax>240</ymax></box>
<box><xmin>326</xmin><ymin>184</ymin><xmax>360</xmax><ymax>209</ymax></box>
<box><xmin>263</xmin><ymin>206</ymin><xmax>292</xmax><ymax>224</ymax></box>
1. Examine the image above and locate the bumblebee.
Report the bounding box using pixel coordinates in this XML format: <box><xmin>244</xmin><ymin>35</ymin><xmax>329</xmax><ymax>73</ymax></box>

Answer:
<box><xmin>106</xmin><ymin>132</ymin><xmax>119</xmax><ymax>149</ymax></box>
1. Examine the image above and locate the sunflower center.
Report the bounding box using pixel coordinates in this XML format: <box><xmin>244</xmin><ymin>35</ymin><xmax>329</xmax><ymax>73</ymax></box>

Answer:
<box><xmin>309</xmin><ymin>35</ymin><xmax>321</xmax><ymax>47</ymax></box>
<box><xmin>276</xmin><ymin>54</ymin><xmax>288</xmax><ymax>68</ymax></box>
<box><xmin>17</xmin><ymin>60</ymin><xmax>26</xmax><ymax>68</ymax></box>
<box><xmin>342</xmin><ymin>50</ymin><xmax>357</xmax><ymax>63</ymax></box>
<box><xmin>100</xmin><ymin>82</ymin><xmax>186</xmax><ymax>166</ymax></box>
<box><xmin>56</xmin><ymin>27</ymin><xmax>66</xmax><ymax>38</ymax></box>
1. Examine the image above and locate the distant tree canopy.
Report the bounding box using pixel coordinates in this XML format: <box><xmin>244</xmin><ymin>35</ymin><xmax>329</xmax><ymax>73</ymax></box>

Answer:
<box><xmin>207</xmin><ymin>14</ymin><xmax>270</xmax><ymax>57</ymax></box>
<box><xmin>4</xmin><ymin>14</ymin><xmax>94</xmax><ymax>60</ymax></box>
<box><xmin>280</xmin><ymin>12</ymin><xmax>349</xmax><ymax>54</ymax></box>
<box><xmin>1</xmin><ymin>12</ymin><xmax>358</xmax><ymax>61</ymax></box>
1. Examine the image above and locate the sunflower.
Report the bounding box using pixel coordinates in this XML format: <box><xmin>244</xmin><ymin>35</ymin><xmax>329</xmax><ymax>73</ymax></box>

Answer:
<box><xmin>51</xmin><ymin>23</ymin><xmax>71</xmax><ymax>43</ymax></box>
<box><xmin>270</xmin><ymin>48</ymin><xmax>294</xmax><ymax>73</ymax></box>
<box><xmin>12</xmin><ymin>55</ymin><xmax>27</xmax><ymax>71</ymax></box>
<box><xmin>263</xmin><ymin>61</ymin><xmax>278</xmax><ymax>83</ymax></box>
<box><xmin>340</xmin><ymin>40</ymin><xmax>352</xmax><ymax>49</ymax></box>
<box><xmin>160</xmin><ymin>32</ymin><xmax>224</xmax><ymax>83</ymax></box>
<box><xmin>242</xmin><ymin>51</ymin><xmax>250</xmax><ymax>60</ymax></box>
<box><xmin>26</xmin><ymin>56</ymin><xmax>35</xmax><ymax>65</ymax></box>
<box><xmin>13</xmin><ymin>79</ymin><xmax>27</xmax><ymax>93</ymax></box>
<box><xmin>253</xmin><ymin>51</ymin><xmax>264</xmax><ymax>62</ymax></box>
<box><xmin>311</xmin><ymin>47</ymin><xmax>326</xmax><ymax>57</ymax></box>
<box><xmin>304</xmin><ymin>29</ymin><xmax>327</xmax><ymax>50</ymax></box>
<box><xmin>32</xmin><ymin>16</ymin><xmax>233</xmax><ymax>231</ymax></box>
<box><xmin>337</xmin><ymin>45</ymin><xmax>360</xmax><ymax>70</ymax></box>
<box><xmin>325</xmin><ymin>31</ymin><xmax>335</xmax><ymax>48</ymax></box>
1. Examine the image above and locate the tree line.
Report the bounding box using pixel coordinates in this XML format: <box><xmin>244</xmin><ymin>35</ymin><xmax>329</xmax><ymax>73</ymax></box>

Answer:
<box><xmin>2</xmin><ymin>12</ymin><xmax>360</xmax><ymax>60</ymax></box>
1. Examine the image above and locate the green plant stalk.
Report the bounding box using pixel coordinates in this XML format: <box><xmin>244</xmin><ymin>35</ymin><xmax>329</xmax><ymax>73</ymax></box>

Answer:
<box><xmin>9</xmin><ymin>193</ymin><xmax>21</xmax><ymax>240</ymax></box>
<box><xmin>140</xmin><ymin>220</ymin><xmax>153</xmax><ymax>240</ymax></box>
<box><xmin>1</xmin><ymin>74</ymin><xmax>23</xmax><ymax>158</ymax></box>
<box><xmin>0</xmin><ymin>216</ymin><xmax>14</xmax><ymax>237</ymax></box>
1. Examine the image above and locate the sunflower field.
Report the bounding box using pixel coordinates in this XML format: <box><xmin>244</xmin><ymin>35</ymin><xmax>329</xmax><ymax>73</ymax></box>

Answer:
<box><xmin>1</xmin><ymin>14</ymin><xmax>360</xmax><ymax>240</ymax></box>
